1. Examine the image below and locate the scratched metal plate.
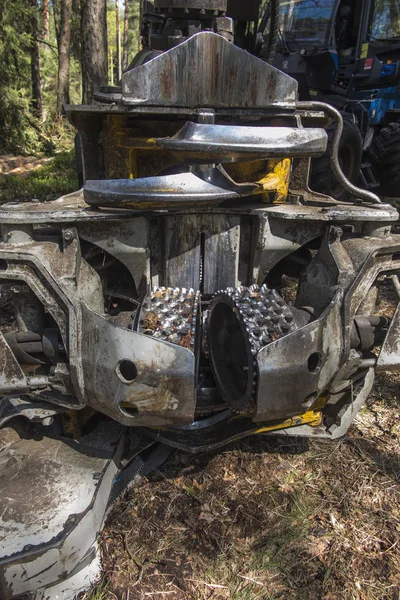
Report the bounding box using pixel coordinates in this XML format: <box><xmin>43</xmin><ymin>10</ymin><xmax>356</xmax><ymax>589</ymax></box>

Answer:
<box><xmin>122</xmin><ymin>32</ymin><xmax>298</xmax><ymax>108</ymax></box>
<box><xmin>0</xmin><ymin>421</ymin><xmax>122</xmax><ymax>599</ymax></box>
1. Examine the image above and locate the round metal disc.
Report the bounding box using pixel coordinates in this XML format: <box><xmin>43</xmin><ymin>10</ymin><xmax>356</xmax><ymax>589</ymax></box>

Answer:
<box><xmin>207</xmin><ymin>293</ymin><xmax>255</xmax><ymax>412</ymax></box>
<box><xmin>207</xmin><ymin>285</ymin><xmax>299</xmax><ymax>413</ymax></box>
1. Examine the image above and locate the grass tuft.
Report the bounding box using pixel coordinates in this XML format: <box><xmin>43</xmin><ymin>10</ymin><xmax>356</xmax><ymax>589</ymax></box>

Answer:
<box><xmin>0</xmin><ymin>150</ymin><xmax>78</xmax><ymax>203</ymax></box>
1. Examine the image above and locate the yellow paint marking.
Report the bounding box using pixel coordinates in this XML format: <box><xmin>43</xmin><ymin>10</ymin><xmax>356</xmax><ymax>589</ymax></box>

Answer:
<box><xmin>254</xmin><ymin>410</ymin><xmax>322</xmax><ymax>435</ymax></box>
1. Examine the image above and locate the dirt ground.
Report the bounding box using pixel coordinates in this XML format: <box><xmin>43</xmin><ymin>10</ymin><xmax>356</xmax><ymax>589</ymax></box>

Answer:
<box><xmin>85</xmin><ymin>369</ymin><xmax>400</xmax><ymax>600</ymax></box>
<box><xmin>0</xmin><ymin>155</ymin><xmax>52</xmax><ymax>180</ymax></box>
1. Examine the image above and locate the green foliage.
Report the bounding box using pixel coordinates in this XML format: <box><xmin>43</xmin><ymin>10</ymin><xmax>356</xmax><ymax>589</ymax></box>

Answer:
<box><xmin>0</xmin><ymin>0</ymin><xmax>142</xmax><ymax>156</ymax></box>
<box><xmin>50</xmin><ymin>0</ymin><xmax>82</xmax><ymax>105</ymax></box>
<box><xmin>107</xmin><ymin>0</ymin><xmax>141</xmax><ymax>82</ymax></box>
<box><xmin>0</xmin><ymin>150</ymin><xmax>78</xmax><ymax>203</ymax></box>
<box><xmin>127</xmin><ymin>0</ymin><xmax>141</xmax><ymax>68</ymax></box>
<box><xmin>0</xmin><ymin>0</ymin><xmax>81</xmax><ymax>155</ymax></box>
<box><xmin>107</xmin><ymin>0</ymin><xmax>118</xmax><ymax>83</ymax></box>
<box><xmin>40</xmin><ymin>16</ymin><xmax>82</xmax><ymax>122</ymax></box>
<box><xmin>0</xmin><ymin>0</ymin><xmax>38</xmax><ymax>153</ymax></box>
<box><xmin>0</xmin><ymin>88</ymin><xmax>38</xmax><ymax>154</ymax></box>
<box><xmin>86</xmin><ymin>579</ymin><xmax>111</xmax><ymax>600</ymax></box>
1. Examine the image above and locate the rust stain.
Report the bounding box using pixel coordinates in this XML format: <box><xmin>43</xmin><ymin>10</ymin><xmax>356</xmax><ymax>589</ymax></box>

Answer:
<box><xmin>159</xmin><ymin>56</ymin><xmax>175</xmax><ymax>100</ymax></box>
<box><xmin>125</xmin><ymin>380</ymin><xmax>179</xmax><ymax>413</ymax></box>
<box><xmin>270</xmin><ymin>331</ymin><xmax>281</xmax><ymax>342</ymax></box>
<box><xmin>143</xmin><ymin>311</ymin><xmax>159</xmax><ymax>331</ymax></box>
<box><xmin>179</xmin><ymin>333</ymin><xmax>192</xmax><ymax>349</ymax></box>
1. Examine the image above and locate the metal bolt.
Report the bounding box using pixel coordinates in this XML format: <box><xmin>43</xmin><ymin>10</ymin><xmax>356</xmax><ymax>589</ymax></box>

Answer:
<box><xmin>329</xmin><ymin>226</ymin><xmax>343</xmax><ymax>242</ymax></box>
<box><xmin>198</xmin><ymin>108</ymin><xmax>215</xmax><ymax>124</ymax></box>
<box><xmin>63</xmin><ymin>229</ymin><xmax>75</xmax><ymax>242</ymax></box>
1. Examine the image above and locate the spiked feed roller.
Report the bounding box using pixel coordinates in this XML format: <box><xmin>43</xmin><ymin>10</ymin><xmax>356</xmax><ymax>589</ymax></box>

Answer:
<box><xmin>1</xmin><ymin>2</ymin><xmax>400</xmax><ymax>598</ymax></box>
<box><xmin>208</xmin><ymin>284</ymin><xmax>304</xmax><ymax>412</ymax></box>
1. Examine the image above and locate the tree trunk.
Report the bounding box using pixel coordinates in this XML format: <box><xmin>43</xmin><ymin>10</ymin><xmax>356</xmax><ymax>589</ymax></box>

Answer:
<box><xmin>126</xmin><ymin>0</ymin><xmax>141</xmax><ymax>67</ymax></box>
<box><xmin>123</xmin><ymin>0</ymin><xmax>129</xmax><ymax>71</ymax></box>
<box><xmin>116</xmin><ymin>0</ymin><xmax>122</xmax><ymax>81</ymax></box>
<box><xmin>56</xmin><ymin>0</ymin><xmax>72</xmax><ymax>113</ymax></box>
<box><xmin>110</xmin><ymin>47</ymin><xmax>114</xmax><ymax>85</ymax></box>
<box><xmin>53</xmin><ymin>0</ymin><xmax>61</xmax><ymax>45</ymax></box>
<box><xmin>139</xmin><ymin>0</ymin><xmax>144</xmax><ymax>44</ymax></box>
<box><xmin>30</xmin><ymin>0</ymin><xmax>42</xmax><ymax>118</ymax></box>
<box><xmin>81</xmin><ymin>0</ymin><xmax>108</xmax><ymax>104</ymax></box>
<box><xmin>42</xmin><ymin>0</ymin><xmax>50</xmax><ymax>40</ymax></box>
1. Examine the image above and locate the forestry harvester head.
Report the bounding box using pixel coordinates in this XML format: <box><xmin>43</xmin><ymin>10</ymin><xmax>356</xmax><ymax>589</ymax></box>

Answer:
<box><xmin>1</xmin><ymin>1</ymin><xmax>400</xmax><ymax>598</ymax></box>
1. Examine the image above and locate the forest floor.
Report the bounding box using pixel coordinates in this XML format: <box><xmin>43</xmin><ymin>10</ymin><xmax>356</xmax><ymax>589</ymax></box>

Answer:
<box><xmin>0</xmin><ymin>154</ymin><xmax>53</xmax><ymax>178</ymax></box>
<box><xmin>85</xmin><ymin>281</ymin><xmax>400</xmax><ymax>600</ymax></box>
<box><xmin>0</xmin><ymin>150</ymin><xmax>78</xmax><ymax>203</ymax></box>
<box><xmin>86</xmin><ymin>372</ymin><xmax>400</xmax><ymax>600</ymax></box>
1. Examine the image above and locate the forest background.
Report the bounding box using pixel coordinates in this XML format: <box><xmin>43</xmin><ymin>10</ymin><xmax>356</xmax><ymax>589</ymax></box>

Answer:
<box><xmin>0</xmin><ymin>0</ymin><xmax>140</xmax><ymax>156</ymax></box>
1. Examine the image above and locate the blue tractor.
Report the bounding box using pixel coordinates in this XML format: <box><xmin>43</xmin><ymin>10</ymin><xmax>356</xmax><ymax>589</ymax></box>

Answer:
<box><xmin>270</xmin><ymin>0</ymin><xmax>400</xmax><ymax>199</ymax></box>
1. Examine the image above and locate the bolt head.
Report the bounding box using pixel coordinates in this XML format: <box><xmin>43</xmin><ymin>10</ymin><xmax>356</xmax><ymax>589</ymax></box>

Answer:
<box><xmin>63</xmin><ymin>229</ymin><xmax>75</xmax><ymax>242</ymax></box>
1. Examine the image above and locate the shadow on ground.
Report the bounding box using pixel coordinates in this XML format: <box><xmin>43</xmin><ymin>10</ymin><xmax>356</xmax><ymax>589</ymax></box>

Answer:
<box><xmin>86</xmin><ymin>372</ymin><xmax>400</xmax><ymax>600</ymax></box>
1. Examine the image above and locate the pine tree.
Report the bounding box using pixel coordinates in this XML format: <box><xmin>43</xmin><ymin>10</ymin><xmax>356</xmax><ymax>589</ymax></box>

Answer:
<box><xmin>123</xmin><ymin>0</ymin><xmax>129</xmax><ymax>71</ymax></box>
<box><xmin>126</xmin><ymin>0</ymin><xmax>141</xmax><ymax>68</ymax></box>
<box><xmin>29</xmin><ymin>0</ymin><xmax>42</xmax><ymax>118</ymax></box>
<box><xmin>81</xmin><ymin>0</ymin><xmax>108</xmax><ymax>103</ymax></box>
<box><xmin>116</xmin><ymin>0</ymin><xmax>122</xmax><ymax>81</ymax></box>
<box><xmin>56</xmin><ymin>0</ymin><xmax>73</xmax><ymax>113</ymax></box>
<box><xmin>42</xmin><ymin>0</ymin><xmax>49</xmax><ymax>39</ymax></box>
<box><xmin>0</xmin><ymin>0</ymin><xmax>39</xmax><ymax>151</ymax></box>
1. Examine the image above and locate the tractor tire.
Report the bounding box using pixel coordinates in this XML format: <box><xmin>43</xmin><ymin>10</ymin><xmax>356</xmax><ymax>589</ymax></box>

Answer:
<box><xmin>369</xmin><ymin>122</ymin><xmax>400</xmax><ymax>198</ymax></box>
<box><xmin>310</xmin><ymin>118</ymin><xmax>362</xmax><ymax>201</ymax></box>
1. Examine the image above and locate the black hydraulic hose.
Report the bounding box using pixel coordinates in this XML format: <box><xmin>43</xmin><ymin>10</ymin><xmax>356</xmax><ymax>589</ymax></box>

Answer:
<box><xmin>258</xmin><ymin>0</ymin><xmax>280</xmax><ymax>64</ymax></box>
<box><xmin>266</xmin><ymin>0</ymin><xmax>279</xmax><ymax>63</ymax></box>
<box><xmin>297</xmin><ymin>101</ymin><xmax>381</xmax><ymax>205</ymax></box>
